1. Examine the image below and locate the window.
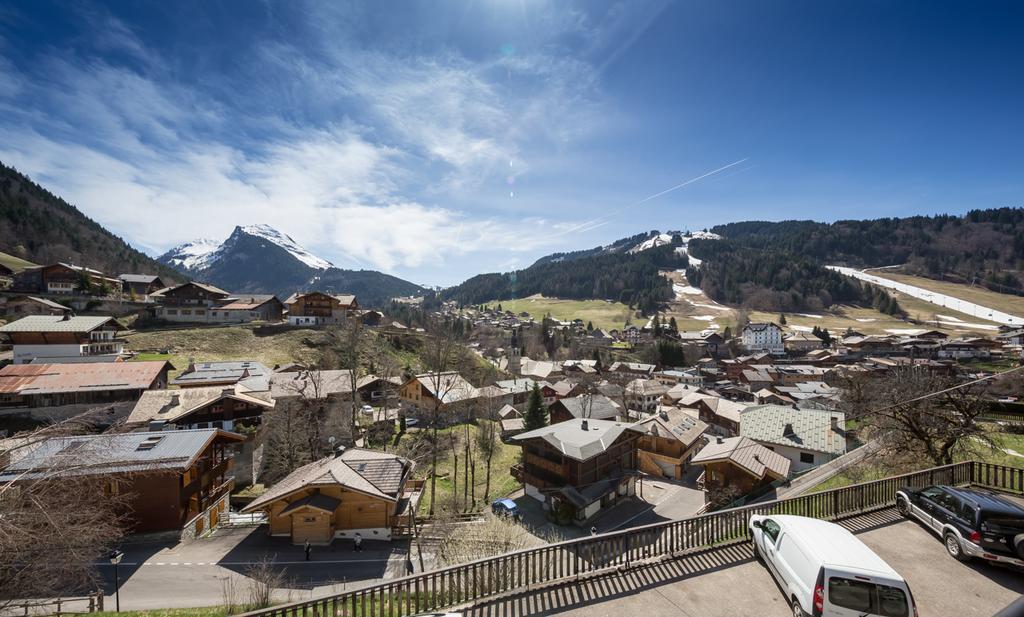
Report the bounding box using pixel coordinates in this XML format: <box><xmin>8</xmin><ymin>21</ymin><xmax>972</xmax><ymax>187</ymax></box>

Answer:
<box><xmin>761</xmin><ymin>518</ymin><xmax>781</xmax><ymax>542</ymax></box>
<box><xmin>828</xmin><ymin>578</ymin><xmax>908</xmax><ymax>617</ymax></box>
<box><xmin>799</xmin><ymin>452</ymin><xmax>815</xmax><ymax>464</ymax></box>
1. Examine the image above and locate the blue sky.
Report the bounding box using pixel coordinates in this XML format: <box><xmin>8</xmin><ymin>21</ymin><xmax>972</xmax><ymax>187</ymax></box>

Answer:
<box><xmin>1</xmin><ymin>1</ymin><xmax>1022</xmax><ymax>286</ymax></box>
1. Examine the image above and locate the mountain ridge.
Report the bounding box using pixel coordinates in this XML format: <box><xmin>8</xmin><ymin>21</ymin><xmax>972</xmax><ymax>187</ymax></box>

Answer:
<box><xmin>159</xmin><ymin>225</ymin><xmax>425</xmax><ymax>306</ymax></box>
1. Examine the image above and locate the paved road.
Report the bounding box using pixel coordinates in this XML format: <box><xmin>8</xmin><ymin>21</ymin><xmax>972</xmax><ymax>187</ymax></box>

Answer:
<box><xmin>462</xmin><ymin>509</ymin><xmax>1024</xmax><ymax>617</ymax></box>
<box><xmin>96</xmin><ymin>527</ymin><xmax>412</xmax><ymax>610</ymax></box>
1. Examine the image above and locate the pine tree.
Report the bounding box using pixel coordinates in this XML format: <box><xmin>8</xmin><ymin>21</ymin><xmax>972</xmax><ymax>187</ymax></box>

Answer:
<box><xmin>523</xmin><ymin>383</ymin><xmax>548</xmax><ymax>431</ymax></box>
<box><xmin>669</xmin><ymin>316</ymin><xmax>678</xmax><ymax>332</ymax></box>
<box><xmin>652</xmin><ymin>314</ymin><xmax>661</xmax><ymax>336</ymax></box>
<box><xmin>779</xmin><ymin>313</ymin><xmax>787</xmax><ymax>325</ymax></box>
<box><xmin>586</xmin><ymin>321</ymin><xmax>594</xmax><ymax>331</ymax></box>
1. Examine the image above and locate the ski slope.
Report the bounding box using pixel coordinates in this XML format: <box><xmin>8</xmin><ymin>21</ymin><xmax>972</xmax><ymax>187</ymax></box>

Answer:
<box><xmin>827</xmin><ymin>266</ymin><xmax>1024</xmax><ymax>327</ymax></box>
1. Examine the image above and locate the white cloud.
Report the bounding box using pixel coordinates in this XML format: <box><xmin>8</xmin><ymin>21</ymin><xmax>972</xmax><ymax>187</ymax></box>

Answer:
<box><xmin>0</xmin><ymin>3</ymin><xmax>615</xmax><ymax>280</ymax></box>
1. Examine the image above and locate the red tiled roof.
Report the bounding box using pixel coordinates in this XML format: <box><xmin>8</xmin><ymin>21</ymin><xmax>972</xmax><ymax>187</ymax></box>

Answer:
<box><xmin>0</xmin><ymin>361</ymin><xmax>174</xmax><ymax>395</ymax></box>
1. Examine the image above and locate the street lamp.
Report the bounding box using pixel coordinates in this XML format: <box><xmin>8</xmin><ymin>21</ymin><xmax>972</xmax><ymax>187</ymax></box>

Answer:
<box><xmin>108</xmin><ymin>550</ymin><xmax>124</xmax><ymax>612</ymax></box>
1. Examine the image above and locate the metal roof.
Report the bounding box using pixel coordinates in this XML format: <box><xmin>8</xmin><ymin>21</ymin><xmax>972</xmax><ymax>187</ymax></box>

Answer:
<box><xmin>691</xmin><ymin>435</ymin><xmax>791</xmax><ymax>480</ymax></box>
<box><xmin>171</xmin><ymin>360</ymin><xmax>271</xmax><ymax>390</ymax></box>
<box><xmin>0</xmin><ymin>361</ymin><xmax>173</xmax><ymax>395</ymax></box>
<box><xmin>0</xmin><ymin>315</ymin><xmax>121</xmax><ymax>333</ymax></box>
<box><xmin>127</xmin><ymin>384</ymin><xmax>273</xmax><ymax>425</ymax></box>
<box><xmin>553</xmin><ymin>395</ymin><xmax>620</xmax><ymax>421</ymax></box>
<box><xmin>512</xmin><ymin>418</ymin><xmax>643</xmax><ymax>461</ymax></box>
<box><xmin>0</xmin><ymin>428</ymin><xmax>243</xmax><ymax>481</ymax></box>
<box><xmin>740</xmin><ymin>404</ymin><xmax>846</xmax><ymax>456</ymax></box>
<box><xmin>119</xmin><ymin>274</ymin><xmax>160</xmax><ymax>284</ymax></box>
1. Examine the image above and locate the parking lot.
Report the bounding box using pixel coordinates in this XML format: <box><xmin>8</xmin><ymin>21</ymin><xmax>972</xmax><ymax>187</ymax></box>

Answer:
<box><xmin>462</xmin><ymin>508</ymin><xmax>1024</xmax><ymax>617</ymax></box>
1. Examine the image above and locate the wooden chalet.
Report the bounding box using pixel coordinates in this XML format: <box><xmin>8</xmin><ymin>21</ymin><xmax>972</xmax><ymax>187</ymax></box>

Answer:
<box><xmin>210</xmin><ymin>294</ymin><xmax>284</xmax><ymax>323</ymax></box>
<box><xmin>242</xmin><ymin>448</ymin><xmax>420</xmax><ymax>544</ymax></box>
<box><xmin>0</xmin><ymin>428</ymin><xmax>244</xmax><ymax>534</ymax></box>
<box><xmin>634</xmin><ymin>408</ymin><xmax>708</xmax><ymax>480</ymax></box>
<box><xmin>127</xmin><ymin>384</ymin><xmax>274</xmax><ymax>431</ymax></box>
<box><xmin>284</xmin><ymin>292</ymin><xmax>359</xmax><ymax>326</ymax></box>
<box><xmin>511</xmin><ymin>418</ymin><xmax>643</xmax><ymax>524</ymax></box>
<box><xmin>119</xmin><ymin>274</ymin><xmax>167</xmax><ymax>299</ymax></box>
<box><xmin>0</xmin><ymin>315</ymin><xmax>125</xmax><ymax>364</ymax></box>
<box><xmin>0</xmin><ymin>295</ymin><xmax>70</xmax><ymax>318</ymax></box>
<box><xmin>691</xmin><ymin>435</ymin><xmax>791</xmax><ymax>502</ymax></box>
<box><xmin>12</xmin><ymin>262</ymin><xmax>120</xmax><ymax>296</ymax></box>
<box><xmin>548</xmin><ymin>394</ymin><xmax>621</xmax><ymax>424</ymax></box>
<box><xmin>0</xmin><ymin>360</ymin><xmax>173</xmax><ymax>408</ymax></box>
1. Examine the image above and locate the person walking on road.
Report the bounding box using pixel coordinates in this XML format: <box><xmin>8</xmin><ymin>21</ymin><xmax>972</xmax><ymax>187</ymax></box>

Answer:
<box><xmin>354</xmin><ymin>532</ymin><xmax>363</xmax><ymax>552</ymax></box>
<box><xmin>304</xmin><ymin>540</ymin><xmax>311</xmax><ymax>561</ymax></box>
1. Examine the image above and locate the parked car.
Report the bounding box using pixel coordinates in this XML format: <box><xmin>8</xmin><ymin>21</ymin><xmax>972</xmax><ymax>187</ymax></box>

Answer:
<box><xmin>404</xmin><ymin>417</ymin><xmax>419</xmax><ymax>427</ymax></box>
<box><xmin>491</xmin><ymin>498</ymin><xmax>521</xmax><ymax>519</ymax></box>
<box><xmin>360</xmin><ymin>404</ymin><xmax>374</xmax><ymax>415</ymax></box>
<box><xmin>895</xmin><ymin>485</ymin><xmax>1024</xmax><ymax>567</ymax></box>
<box><xmin>749</xmin><ymin>514</ymin><xmax>916</xmax><ymax>617</ymax></box>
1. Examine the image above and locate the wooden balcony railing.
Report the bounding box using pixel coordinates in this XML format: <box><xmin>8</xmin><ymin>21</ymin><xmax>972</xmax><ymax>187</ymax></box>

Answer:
<box><xmin>237</xmin><ymin>461</ymin><xmax>1023</xmax><ymax>617</ymax></box>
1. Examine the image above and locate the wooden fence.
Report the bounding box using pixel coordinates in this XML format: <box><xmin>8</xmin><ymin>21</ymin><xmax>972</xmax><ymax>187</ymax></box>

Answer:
<box><xmin>238</xmin><ymin>461</ymin><xmax>1023</xmax><ymax>617</ymax></box>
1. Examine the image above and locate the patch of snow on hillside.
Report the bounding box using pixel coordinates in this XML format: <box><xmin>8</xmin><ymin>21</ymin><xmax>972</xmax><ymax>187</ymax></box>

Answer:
<box><xmin>692</xmin><ymin>315</ymin><xmax>716</xmax><ymax>321</ymax></box>
<box><xmin>790</xmin><ymin>325</ymin><xmax>814</xmax><ymax>332</ymax></box>
<box><xmin>674</xmin><ymin>284</ymin><xmax>704</xmax><ymax>296</ymax></box>
<box><xmin>855</xmin><ymin>318</ymin><xmax>877</xmax><ymax>323</ymax></box>
<box><xmin>797</xmin><ymin>313</ymin><xmax>824</xmax><ymax>319</ymax></box>
<box><xmin>628</xmin><ymin>233</ymin><xmax>674</xmax><ymax>254</ymax></box>
<box><xmin>240</xmin><ymin>224</ymin><xmax>333</xmax><ymax>270</ymax></box>
<box><xmin>687</xmin><ymin>230</ymin><xmax>722</xmax><ymax>240</ymax></box>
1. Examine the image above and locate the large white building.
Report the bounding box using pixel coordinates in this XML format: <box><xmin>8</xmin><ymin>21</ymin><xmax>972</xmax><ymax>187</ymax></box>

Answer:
<box><xmin>741</xmin><ymin>322</ymin><xmax>785</xmax><ymax>355</ymax></box>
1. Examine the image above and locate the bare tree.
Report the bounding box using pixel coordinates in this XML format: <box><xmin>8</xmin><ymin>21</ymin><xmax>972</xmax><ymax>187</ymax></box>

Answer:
<box><xmin>475</xmin><ymin>419</ymin><xmax>500</xmax><ymax>502</ymax></box>
<box><xmin>420</xmin><ymin>317</ymin><xmax>473</xmax><ymax>516</ymax></box>
<box><xmin>0</xmin><ymin>416</ymin><xmax>131</xmax><ymax>610</ymax></box>
<box><xmin>323</xmin><ymin>318</ymin><xmax>368</xmax><ymax>439</ymax></box>
<box><xmin>850</xmin><ymin>366</ymin><xmax>995</xmax><ymax>466</ymax></box>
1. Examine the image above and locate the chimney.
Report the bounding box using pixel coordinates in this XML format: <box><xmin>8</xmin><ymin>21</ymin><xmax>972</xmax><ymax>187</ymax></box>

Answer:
<box><xmin>61</xmin><ymin>313</ymin><xmax>71</xmax><ymax>321</ymax></box>
<box><xmin>581</xmin><ymin>419</ymin><xmax>589</xmax><ymax>431</ymax></box>
<box><xmin>170</xmin><ymin>393</ymin><xmax>180</xmax><ymax>407</ymax></box>
<box><xmin>784</xmin><ymin>422</ymin><xmax>794</xmax><ymax>437</ymax></box>
<box><xmin>222</xmin><ymin>387</ymin><xmax>234</xmax><ymax>397</ymax></box>
<box><xmin>716</xmin><ymin>435</ymin><xmax>724</xmax><ymax>444</ymax></box>
<box><xmin>334</xmin><ymin>445</ymin><xmax>346</xmax><ymax>457</ymax></box>
<box><xmin>187</xmin><ymin>357</ymin><xmax>195</xmax><ymax>373</ymax></box>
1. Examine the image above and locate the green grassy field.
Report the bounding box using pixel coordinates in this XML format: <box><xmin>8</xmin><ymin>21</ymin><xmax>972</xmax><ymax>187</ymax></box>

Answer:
<box><xmin>872</xmin><ymin>270</ymin><xmax>1024</xmax><ymax>319</ymax></box>
<box><xmin>0</xmin><ymin>250</ymin><xmax>38</xmax><ymax>272</ymax></box>
<box><xmin>411</xmin><ymin>421</ymin><xmax>521</xmax><ymax>513</ymax></box>
<box><xmin>486</xmin><ymin>295</ymin><xmax>635</xmax><ymax>331</ymax></box>
<box><xmin>124</xmin><ymin>325</ymin><xmax>333</xmax><ymax>380</ymax></box>
<box><xmin>93</xmin><ymin>609</ymin><xmax>228</xmax><ymax>617</ymax></box>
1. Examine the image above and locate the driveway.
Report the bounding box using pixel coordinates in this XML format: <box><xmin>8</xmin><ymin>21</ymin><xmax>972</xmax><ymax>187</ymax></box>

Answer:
<box><xmin>96</xmin><ymin>526</ymin><xmax>412</xmax><ymax>610</ymax></box>
<box><xmin>463</xmin><ymin>509</ymin><xmax>1024</xmax><ymax>617</ymax></box>
<box><xmin>513</xmin><ymin>472</ymin><xmax>707</xmax><ymax>542</ymax></box>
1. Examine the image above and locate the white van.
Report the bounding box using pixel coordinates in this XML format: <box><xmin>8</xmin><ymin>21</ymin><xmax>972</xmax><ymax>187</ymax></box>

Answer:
<box><xmin>749</xmin><ymin>514</ymin><xmax>917</xmax><ymax>617</ymax></box>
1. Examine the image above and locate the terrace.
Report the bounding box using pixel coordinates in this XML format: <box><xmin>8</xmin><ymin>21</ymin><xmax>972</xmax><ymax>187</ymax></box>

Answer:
<box><xmin>238</xmin><ymin>461</ymin><xmax>1024</xmax><ymax>617</ymax></box>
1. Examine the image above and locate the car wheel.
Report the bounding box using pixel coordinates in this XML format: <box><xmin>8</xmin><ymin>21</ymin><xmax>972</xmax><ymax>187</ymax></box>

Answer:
<box><xmin>1014</xmin><ymin>534</ymin><xmax>1024</xmax><ymax>560</ymax></box>
<box><xmin>792</xmin><ymin>598</ymin><xmax>807</xmax><ymax>617</ymax></box>
<box><xmin>945</xmin><ymin>532</ymin><xmax>969</xmax><ymax>562</ymax></box>
<box><xmin>896</xmin><ymin>496</ymin><xmax>910</xmax><ymax>517</ymax></box>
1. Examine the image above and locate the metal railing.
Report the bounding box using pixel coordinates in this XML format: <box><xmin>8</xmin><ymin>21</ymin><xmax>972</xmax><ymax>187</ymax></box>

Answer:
<box><xmin>237</xmin><ymin>461</ymin><xmax>1023</xmax><ymax>617</ymax></box>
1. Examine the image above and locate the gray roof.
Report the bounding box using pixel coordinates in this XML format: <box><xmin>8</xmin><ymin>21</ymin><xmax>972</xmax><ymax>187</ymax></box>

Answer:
<box><xmin>494</xmin><ymin>378</ymin><xmax>538</xmax><ymax>395</ymax></box>
<box><xmin>633</xmin><ymin>408</ymin><xmax>708</xmax><ymax>447</ymax></box>
<box><xmin>172</xmin><ymin>360</ymin><xmax>272</xmax><ymax>390</ymax></box>
<box><xmin>740</xmin><ymin>404</ymin><xmax>846</xmax><ymax>456</ymax></box>
<box><xmin>243</xmin><ymin>448</ymin><xmax>413</xmax><ymax>512</ymax></box>
<box><xmin>0</xmin><ymin>429</ymin><xmax>242</xmax><ymax>481</ymax></box>
<box><xmin>553</xmin><ymin>395</ymin><xmax>620</xmax><ymax>421</ymax></box>
<box><xmin>119</xmin><ymin>274</ymin><xmax>160</xmax><ymax>284</ymax></box>
<box><xmin>512</xmin><ymin>418</ymin><xmax>643</xmax><ymax>461</ymax></box>
<box><xmin>691</xmin><ymin>436</ymin><xmax>791</xmax><ymax>480</ymax></box>
<box><xmin>0</xmin><ymin>315</ymin><xmax>120</xmax><ymax>333</ymax></box>
<box><xmin>127</xmin><ymin>384</ymin><xmax>274</xmax><ymax>425</ymax></box>
<box><xmin>270</xmin><ymin>370</ymin><xmax>354</xmax><ymax>399</ymax></box>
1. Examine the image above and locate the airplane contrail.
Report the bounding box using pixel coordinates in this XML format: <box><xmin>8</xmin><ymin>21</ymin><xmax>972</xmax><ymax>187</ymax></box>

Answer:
<box><xmin>548</xmin><ymin>157</ymin><xmax>750</xmax><ymax>239</ymax></box>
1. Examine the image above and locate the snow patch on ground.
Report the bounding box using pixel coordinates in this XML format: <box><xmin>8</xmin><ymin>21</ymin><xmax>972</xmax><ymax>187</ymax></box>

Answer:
<box><xmin>692</xmin><ymin>315</ymin><xmax>716</xmax><ymax>321</ymax></box>
<box><xmin>797</xmin><ymin>313</ymin><xmax>824</xmax><ymax>319</ymax></box>
<box><xmin>692</xmin><ymin>302</ymin><xmax>731</xmax><ymax>312</ymax></box>
<box><xmin>937</xmin><ymin>320</ymin><xmax>1000</xmax><ymax>331</ymax></box>
<box><xmin>886</xmin><ymin>328</ymin><xmax>927</xmax><ymax>335</ymax></box>
<box><xmin>855</xmin><ymin>318</ymin><xmax>877</xmax><ymax>323</ymax></box>
<box><xmin>790</xmin><ymin>325</ymin><xmax>814</xmax><ymax>332</ymax></box>
<box><xmin>674</xmin><ymin>285</ymin><xmax>704</xmax><ymax>296</ymax></box>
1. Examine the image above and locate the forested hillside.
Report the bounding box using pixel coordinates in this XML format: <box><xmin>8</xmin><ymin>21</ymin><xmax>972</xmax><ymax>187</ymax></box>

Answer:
<box><xmin>443</xmin><ymin>244</ymin><xmax>685</xmax><ymax>313</ymax></box>
<box><xmin>711</xmin><ymin>208</ymin><xmax>1024</xmax><ymax>294</ymax></box>
<box><xmin>687</xmin><ymin>239</ymin><xmax>904</xmax><ymax>314</ymax></box>
<box><xmin>0</xmin><ymin>163</ymin><xmax>181</xmax><ymax>279</ymax></box>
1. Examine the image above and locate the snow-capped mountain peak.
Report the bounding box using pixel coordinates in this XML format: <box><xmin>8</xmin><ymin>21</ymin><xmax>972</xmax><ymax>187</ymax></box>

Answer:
<box><xmin>161</xmin><ymin>238</ymin><xmax>222</xmax><ymax>271</ymax></box>
<box><xmin>234</xmin><ymin>224</ymin><xmax>333</xmax><ymax>270</ymax></box>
